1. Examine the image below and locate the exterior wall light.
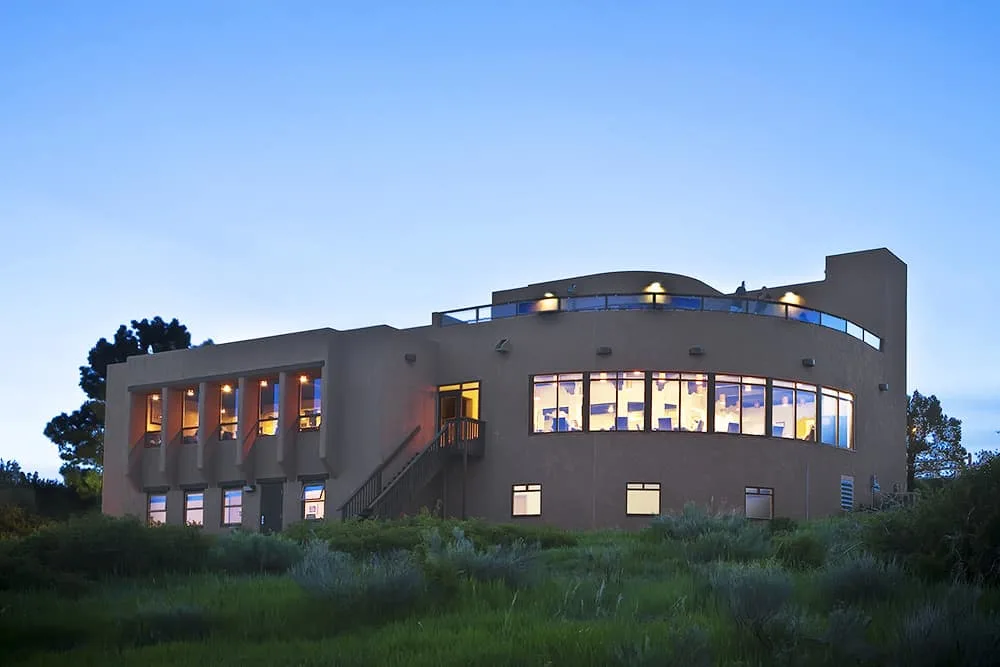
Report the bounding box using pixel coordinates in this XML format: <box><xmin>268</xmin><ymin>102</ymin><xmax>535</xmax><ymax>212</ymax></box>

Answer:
<box><xmin>596</xmin><ymin>346</ymin><xmax>612</xmax><ymax>356</ymax></box>
<box><xmin>494</xmin><ymin>338</ymin><xmax>510</xmax><ymax>354</ymax></box>
<box><xmin>802</xmin><ymin>358</ymin><xmax>816</xmax><ymax>368</ymax></box>
<box><xmin>779</xmin><ymin>291</ymin><xmax>803</xmax><ymax>305</ymax></box>
<box><xmin>404</xmin><ymin>353</ymin><xmax>417</xmax><ymax>364</ymax></box>
<box><xmin>689</xmin><ymin>345</ymin><xmax>705</xmax><ymax>356</ymax></box>
<box><xmin>878</xmin><ymin>382</ymin><xmax>889</xmax><ymax>391</ymax></box>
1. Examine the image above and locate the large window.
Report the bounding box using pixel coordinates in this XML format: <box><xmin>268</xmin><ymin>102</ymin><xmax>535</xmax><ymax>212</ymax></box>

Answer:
<box><xmin>258</xmin><ymin>379</ymin><xmax>279</xmax><ymax>436</ymax></box>
<box><xmin>222</xmin><ymin>487</ymin><xmax>243</xmax><ymax>526</ymax></box>
<box><xmin>299</xmin><ymin>374</ymin><xmax>322</xmax><ymax>431</ymax></box>
<box><xmin>715</xmin><ymin>375</ymin><xmax>765</xmax><ymax>435</ymax></box>
<box><xmin>220</xmin><ymin>384</ymin><xmax>239</xmax><ymax>441</ymax></box>
<box><xmin>745</xmin><ymin>487</ymin><xmax>773</xmax><ymax>520</ymax></box>
<box><xmin>148</xmin><ymin>493</ymin><xmax>166</xmax><ymax>524</ymax></box>
<box><xmin>626</xmin><ymin>482</ymin><xmax>660</xmax><ymax>516</ymax></box>
<box><xmin>650</xmin><ymin>372</ymin><xmax>708</xmax><ymax>433</ymax></box>
<box><xmin>589</xmin><ymin>371</ymin><xmax>645</xmax><ymax>431</ymax></box>
<box><xmin>182</xmin><ymin>388</ymin><xmax>199</xmax><ymax>444</ymax></box>
<box><xmin>532</xmin><ymin>374</ymin><xmax>583</xmax><ymax>432</ymax></box>
<box><xmin>821</xmin><ymin>389</ymin><xmax>854</xmax><ymax>448</ymax></box>
<box><xmin>184</xmin><ymin>490</ymin><xmax>204</xmax><ymax>526</ymax></box>
<box><xmin>302</xmin><ymin>483</ymin><xmax>325</xmax><ymax>520</ymax></box>
<box><xmin>512</xmin><ymin>483</ymin><xmax>542</xmax><ymax>516</ymax></box>
<box><xmin>144</xmin><ymin>393</ymin><xmax>162</xmax><ymax>447</ymax></box>
<box><xmin>771</xmin><ymin>381</ymin><xmax>817</xmax><ymax>441</ymax></box>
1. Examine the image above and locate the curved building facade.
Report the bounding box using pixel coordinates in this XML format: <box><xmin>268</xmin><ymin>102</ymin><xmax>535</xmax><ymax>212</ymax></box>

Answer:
<box><xmin>103</xmin><ymin>248</ymin><xmax>906</xmax><ymax>531</ymax></box>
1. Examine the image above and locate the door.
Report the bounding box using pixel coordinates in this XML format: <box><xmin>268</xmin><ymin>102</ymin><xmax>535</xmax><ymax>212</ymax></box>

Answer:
<box><xmin>438</xmin><ymin>381</ymin><xmax>479</xmax><ymax>444</ymax></box>
<box><xmin>259</xmin><ymin>481</ymin><xmax>284</xmax><ymax>534</ymax></box>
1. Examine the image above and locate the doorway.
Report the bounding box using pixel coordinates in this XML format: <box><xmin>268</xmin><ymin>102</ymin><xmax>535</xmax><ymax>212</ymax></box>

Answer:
<box><xmin>259</xmin><ymin>481</ymin><xmax>284</xmax><ymax>534</ymax></box>
<box><xmin>438</xmin><ymin>381</ymin><xmax>480</xmax><ymax>446</ymax></box>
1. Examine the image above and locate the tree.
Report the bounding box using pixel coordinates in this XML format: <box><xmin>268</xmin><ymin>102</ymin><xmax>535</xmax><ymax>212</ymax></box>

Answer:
<box><xmin>906</xmin><ymin>390</ymin><xmax>966</xmax><ymax>491</ymax></box>
<box><xmin>44</xmin><ymin>317</ymin><xmax>211</xmax><ymax>498</ymax></box>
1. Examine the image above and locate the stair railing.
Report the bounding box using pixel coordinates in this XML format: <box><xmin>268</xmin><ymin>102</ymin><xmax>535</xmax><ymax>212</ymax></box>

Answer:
<box><xmin>339</xmin><ymin>425</ymin><xmax>421</xmax><ymax>520</ymax></box>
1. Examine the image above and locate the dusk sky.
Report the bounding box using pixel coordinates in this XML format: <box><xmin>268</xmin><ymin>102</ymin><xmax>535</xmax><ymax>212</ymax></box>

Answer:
<box><xmin>1</xmin><ymin>1</ymin><xmax>997</xmax><ymax>478</ymax></box>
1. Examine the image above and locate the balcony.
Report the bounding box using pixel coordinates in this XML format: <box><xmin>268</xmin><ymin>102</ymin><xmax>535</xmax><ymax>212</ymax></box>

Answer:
<box><xmin>440</xmin><ymin>417</ymin><xmax>485</xmax><ymax>459</ymax></box>
<box><xmin>438</xmin><ymin>292</ymin><xmax>882</xmax><ymax>351</ymax></box>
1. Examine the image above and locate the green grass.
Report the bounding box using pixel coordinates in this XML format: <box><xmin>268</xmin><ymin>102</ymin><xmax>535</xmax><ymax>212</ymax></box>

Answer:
<box><xmin>3</xmin><ymin>511</ymin><xmax>999</xmax><ymax>667</ymax></box>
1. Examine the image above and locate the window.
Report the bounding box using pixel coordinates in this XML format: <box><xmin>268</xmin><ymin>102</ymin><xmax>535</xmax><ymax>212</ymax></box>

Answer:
<box><xmin>626</xmin><ymin>482</ymin><xmax>660</xmax><ymax>515</ymax></box>
<box><xmin>258</xmin><ymin>379</ymin><xmax>279</xmax><ymax>436</ymax></box>
<box><xmin>222</xmin><ymin>487</ymin><xmax>243</xmax><ymax>526</ymax></box>
<box><xmin>302</xmin><ymin>483</ymin><xmax>325</xmax><ymax>520</ymax></box>
<box><xmin>745</xmin><ymin>487</ymin><xmax>774</xmax><ymax>520</ymax></box>
<box><xmin>220</xmin><ymin>384</ymin><xmax>238</xmax><ymax>440</ymax></box>
<box><xmin>148</xmin><ymin>493</ymin><xmax>166</xmax><ymax>524</ymax></box>
<box><xmin>512</xmin><ymin>483</ymin><xmax>542</xmax><ymax>516</ymax></box>
<box><xmin>144</xmin><ymin>393</ymin><xmax>162</xmax><ymax>447</ymax></box>
<box><xmin>821</xmin><ymin>389</ymin><xmax>853</xmax><ymax>448</ymax></box>
<box><xmin>184</xmin><ymin>490</ymin><xmax>204</xmax><ymax>526</ymax></box>
<box><xmin>651</xmin><ymin>373</ymin><xmax>708</xmax><ymax>432</ymax></box>
<box><xmin>298</xmin><ymin>374</ymin><xmax>322</xmax><ymax>431</ymax></box>
<box><xmin>182</xmin><ymin>388</ymin><xmax>199</xmax><ymax>444</ymax></box>
<box><xmin>840</xmin><ymin>475</ymin><xmax>854</xmax><ymax>511</ymax></box>
<box><xmin>714</xmin><ymin>375</ymin><xmax>766</xmax><ymax>435</ymax></box>
<box><xmin>532</xmin><ymin>373</ymin><xmax>583</xmax><ymax>432</ymax></box>
<box><xmin>771</xmin><ymin>381</ymin><xmax>817</xmax><ymax>441</ymax></box>
<box><xmin>589</xmin><ymin>371</ymin><xmax>645</xmax><ymax>431</ymax></box>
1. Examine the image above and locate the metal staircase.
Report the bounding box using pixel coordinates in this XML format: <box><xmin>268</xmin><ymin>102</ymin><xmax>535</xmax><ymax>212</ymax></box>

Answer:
<box><xmin>339</xmin><ymin>417</ymin><xmax>485</xmax><ymax>521</ymax></box>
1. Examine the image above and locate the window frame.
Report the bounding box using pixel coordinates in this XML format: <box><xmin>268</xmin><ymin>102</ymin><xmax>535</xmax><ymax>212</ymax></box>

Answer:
<box><xmin>258</xmin><ymin>378</ymin><xmax>279</xmax><ymax>436</ymax></box>
<box><xmin>221</xmin><ymin>487</ymin><xmax>243</xmax><ymax>526</ymax></box>
<box><xmin>298</xmin><ymin>374</ymin><xmax>322</xmax><ymax>432</ymax></box>
<box><xmin>744</xmin><ymin>486</ymin><xmax>774</xmax><ymax>520</ymax></box>
<box><xmin>184</xmin><ymin>489</ymin><xmax>205</xmax><ymax>526</ymax></box>
<box><xmin>147</xmin><ymin>493</ymin><xmax>167</xmax><ymax>525</ymax></box>
<box><xmin>511</xmin><ymin>483</ymin><xmax>542</xmax><ymax>517</ymax></box>
<box><xmin>181</xmin><ymin>387</ymin><xmax>199</xmax><ymax>444</ymax></box>
<box><xmin>302</xmin><ymin>482</ymin><xmax>326</xmax><ymax>520</ymax></box>
<box><xmin>771</xmin><ymin>380</ymin><xmax>818</xmax><ymax>442</ymax></box>
<box><xmin>530</xmin><ymin>373</ymin><xmax>584</xmax><ymax>434</ymax></box>
<box><xmin>587</xmin><ymin>371</ymin><xmax>646</xmax><ymax>432</ymax></box>
<box><xmin>219</xmin><ymin>383</ymin><xmax>239</xmax><ymax>441</ymax></box>
<box><xmin>625</xmin><ymin>482</ymin><xmax>661</xmax><ymax>516</ymax></box>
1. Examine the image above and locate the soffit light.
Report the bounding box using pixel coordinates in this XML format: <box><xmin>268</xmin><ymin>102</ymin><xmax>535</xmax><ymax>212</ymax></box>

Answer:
<box><xmin>779</xmin><ymin>291</ymin><xmax>803</xmax><ymax>305</ymax></box>
<box><xmin>644</xmin><ymin>281</ymin><xmax>665</xmax><ymax>294</ymax></box>
<box><xmin>222</xmin><ymin>384</ymin><xmax>232</xmax><ymax>393</ymax></box>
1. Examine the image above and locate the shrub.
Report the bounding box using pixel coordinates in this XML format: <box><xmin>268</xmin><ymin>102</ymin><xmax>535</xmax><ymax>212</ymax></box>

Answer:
<box><xmin>774</xmin><ymin>531</ymin><xmax>826</xmax><ymax>570</ymax></box>
<box><xmin>864</xmin><ymin>457</ymin><xmax>1000</xmax><ymax>584</ymax></box>
<box><xmin>891</xmin><ymin>586</ymin><xmax>1000</xmax><ymax>667</ymax></box>
<box><xmin>648</xmin><ymin>502</ymin><xmax>748</xmax><ymax>541</ymax></box>
<box><xmin>423</xmin><ymin>527</ymin><xmax>539</xmax><ymax>588</ymax></box>
<box><xmin>7</xmin><ymin>514</ymin><xmax>211</xmax><ymax>581</ymax></box>
<box><xmin>686</xmin><ymin>525</ymin><xmax>771</xmax><ymax>563</ymax></box>
<box><xmin>818</xmin><ymin>607</ymin><xmax>879</xmax><ymax>665</ymax></box>
<box><xmin>814</xmin><ymin>553</ymin><xmax>905</xmax><ymax>607</ymax></box>
<box><xmin>290</xmin><ymin>541</ymin><xmax>425</xmax><ymax>617</ymax></box>
<box><xmin>0</xmin><ymin>503</ymin><xmax>48</xmax><ymax>539</ymax></box>
<box><xmin>611</xmin><ymin>627</ymin><xmax>713</xmax><ymax>667</ymax></box>
<box><xmin>0</xmin><ymin>545</ymin><xmax>91</xmax><ymax>595</ymax></box>
<box><xmin>708</xmin><ymin>563</ymin><xmax>800</xmax><ymax>652</ymax></box>
<box><xmin>211</xmin><ymin>531</ymin><xmax>303</xmax><ymax>574</ymax></box>
<box><xmin>118</xmin><ymin>604</ymin><xmax>211</xmax><ymax>647</ymax></box>
<box><xmin>769</xmin><ymin>516</ymin><xmax>798</xmax><ymax>535</ymax></box>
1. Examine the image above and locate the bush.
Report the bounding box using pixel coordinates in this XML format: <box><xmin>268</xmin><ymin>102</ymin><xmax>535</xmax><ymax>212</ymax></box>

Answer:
<box><xmin>611</xmin><ymin>627</ymin><xmax>713</xmax><ymax>667</ymax></box>
<box><xmin>648</xmin><ymin>502</ymin><xmax>748</xmax><ymax>541</ymax></box>
<box><xmin>118</xmin><ymin>604</ymin><xmax>211</xmax><ymax>647</ymax></box>
<box><xmin>0</xmin><ymin>544</ymin><xmax>91</xmax><ymax>595</ymax></box>
<box><xmin>211</xmin><ymin>531</ymin><xmax>303</xmax><ymax>574</ymax></box>
<box><xmin>290</xmin><ymin>541</ymin><xmax>425</xmax><ymax>617</ymax></box>
<box><xmin>814</xmin><ymin>553</ymin><xmax>905</xmax><ymax>607</ymax></box>
<box><xmin>423</xmin><ymin>526</ymin><xmax>539</xmax><ymax>588</ymax></box>
<box><xmin>864</xmin><ymin>457</ymin><xmax>1000</xmax><ymax>584</ymax></box>
<box><xmin>774</xmin><ymin>532</ymin><xmax>827</xmax><ymax>570</ymax></box>
<box><xmin>891</xmin><ymin>586</ymin><xmax>1000</xmax><ymax>667</ymax></box>
<box><xmin>769</xmin><ymin>517</ymin><xmax>798</xmax><ymax>535</ymax></box>
<box><xmin>9</xmin><ymin>514</ymin><xmax>211</xmax><ymax>580</ymax></box>
<box><xmin>0</xmin><ymin>503</ymin><xmax>49</xmax><ymax>539</ymax></box>
<box><xmin>686</xmin><ymin>525</ymin><xmax>771</xmax><ymax>563</ymax></box>
<box><xmin>708</xmin><ymin>563</ymin><xmax>802</xmax><ymax>653</ymax></box>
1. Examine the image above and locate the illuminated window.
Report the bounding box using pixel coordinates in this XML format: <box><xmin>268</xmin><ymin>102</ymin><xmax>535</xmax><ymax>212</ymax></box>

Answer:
<box><xmin>650</xmin><ymin>372</ymin><xmax>708</xmax><ymax>432</ymax></box>
<box><xmin>714</xmin><ymin>375</ymin><xmax>766</xmax><ymax>435</ymax></box>
<box><xmin>144</xmin><ymin>393</ymin><xmax>162</xmax><ymax>447</ymax></box>
<box><xmin>182</xmin><ymin>388</ymin><xmax>199</xmax><ymax>444</ymax></box>
<box><xmin>588</xmin><ymin>371</ymin><xmax>645</xmax><ymax>431</ymax></box>
<box><xmin>258</xmin><ymin>379</ymin><xmax>279</xmax><ymax>436</ymax></box>
<box><xmin>771</xmin><ymin>380</ymin><xmax>817</xmax><ymax>441</ymax></box>
<box><xmin>745</xmin><ymin>487</ymin><xmax>773</xmax><ymax>520</ymax></box>
<box><xmin>512</xmin><ymin>483</ymin><xmax>542</xmax><ymax>516</ymax></box>
<box><xmin>298</xmin><ymin>374</ymin><xmax>322</xmax><ymax>431</ymax></box>
<box><xmin>184</xmin><ymin>490</ymin><xmax>204</xmax><ymax>526</ymax></box>
<box><xmin>222</xmin><ymin>487</ymin><xmax>243</xmax><ymax>526</ymax></box>
<box><xmin>822</xmin><ymin>389</ymin><xmax>854</xmax><ymax>448</ymax></box>
<box><xmin>219</xmin><ymin>384</ymin><xmax>238</xmax><ymax>441</ymax></box>
<box><xmin>147</xmin><ymin>493</ymin><xmax>166</xmax><ymax>525</ymax></box>
<box><xmin>532</xmin><ymin>374</ymin><xmax>583</xmax><ymax>433</ymax></box>
<box><xmin>626</xmin><ymin>482</ymin><xmax>660</xmax><ymax>516</ymax></box>
<box><xmin>302</xmin><ymin>483</ymin><xmax>325</xmax><ymax>520</ymax></box>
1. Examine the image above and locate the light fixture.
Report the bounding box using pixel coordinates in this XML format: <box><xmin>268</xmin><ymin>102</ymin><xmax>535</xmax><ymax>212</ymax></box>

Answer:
<box><xmin>644</xmin><ymin>281</ymin><xmax>665</xmax><ymax>294</ymax></box>
<box><xmin>186</xmin><ymin>388</ymin><xmax>195</xmax><ymax>397</ymax></box>
<box><xmin>404</xmin><ymin>352</ymin><xmax>417</xmax><ymax>363</ymax></box>
<box><xmin>221</xmin><ymin>384</ymin><xmax>232</xmax><ymax>393</ymax></box>
<box><xmin>596</xmin><ymin>345</ymin><xmax>612</xmax><ymax>356</ymax></box>
<box><xmin>543</xmin><ymin>291</ymin><xmax>555</xmax><ymax>298</ymax></box>
<box><xmin>260</xmin><ymin>380</ymin><xmax>268</xmax><ymax>387</ymax></box>
<box><xmin>300</xmin><ymin>375</ymin><xmax>309</xmax><ymax>384</ymax></box>
<box><xmin>878</xmin><ymin>383</ymin><xmax>889</xmax><ymax>392</ymax></box>
<box><xmin>779</xmin><ymin>291</ymin><xmax>803</xmax><ymax>305</ymax></box>
<box><xmin>151</xmin><ymin>394</ymin><xmax>160</xmax><ymax>401</ymax></box>
<box><xmin>495</xmin><ymin>338</ymin><xmax>510</xmax><ymax>354</ymax></box>
<box><xmin>689</xmin><ymin>345</ymin><xmax>705</xmax><ymax>356</ymax></box>
<box><xmin>802</xmin><ymin>358</ymin><xmax>816</xmax><ymax>368</ymax></box>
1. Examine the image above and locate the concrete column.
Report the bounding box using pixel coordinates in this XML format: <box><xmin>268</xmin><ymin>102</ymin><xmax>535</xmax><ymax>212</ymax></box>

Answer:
<box><xmin>277</xmin><ymin>371</ymin><xmax>291</xmax><ymax>466</ymax></box>
<box><xmin>158</xmin><ymin>387</ymin><xmax>171</xmax><ymax>473</ymax></box>
<box><xmin>319</xmin><ymin>356</ymin><xmax>334</xmax><ymax>473</ymax></box>
<box><xmin>196</xmin><ymin>382</ymin><xmax>209</xmax><ymax>471</ymax></box>
<box><xmin>202</xmin><ymin>485</ymin><xmax>222</xmax><ymax>531</ymax></box>
<box><xmin>236</xmin><ymin>376</ymin><xmax>257</xmax><ymax>475</ymax></box>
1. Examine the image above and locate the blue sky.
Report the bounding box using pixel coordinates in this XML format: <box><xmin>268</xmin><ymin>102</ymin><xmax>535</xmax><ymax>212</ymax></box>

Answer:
<box><xmin>1</xmin><ymin>1</ymin><xmax>997</xmax><ymax>477</ymax></box>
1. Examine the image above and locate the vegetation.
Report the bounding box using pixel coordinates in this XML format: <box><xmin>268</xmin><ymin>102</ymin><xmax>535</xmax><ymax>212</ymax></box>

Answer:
<box><xmin>906</xmin><ymin>390</ymin><xmax>966</xmax><ymax>491</ymax></box>
<box><xmin>3</xmin><ymin>488</ymin><xmax>1000</xmax><ymax>666</ymax></box>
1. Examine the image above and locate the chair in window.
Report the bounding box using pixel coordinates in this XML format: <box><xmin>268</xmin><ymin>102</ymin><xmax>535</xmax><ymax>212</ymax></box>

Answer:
<box><xmin>615</xmin><ymin>416</ymin><xmax>628</xmax><ymax>430</ymax></box>
<box><xmin>658</xmin><ymin>417</ymin><xmax>673</xmax><ymax>430</ymax></box>
<box><xmin>728</xmin><ymin>422</ymin><xmax>740</xmax><ymax>433</ymax></box>
<box><xmin>555</xmin><ymin>417</ymin><xmax>570</xmax><ymax>431</ymax></box>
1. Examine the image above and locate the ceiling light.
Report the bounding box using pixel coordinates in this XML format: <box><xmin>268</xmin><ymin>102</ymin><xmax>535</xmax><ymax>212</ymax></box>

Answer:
<box><xmin>300</xmin><ymin>375</ymin><xmax>308</xmax><ymax>384</ymax></box>
<box><xmin>221</xmin><ymin>384</ymin><xmax>232</xmax><ymax>393</ymax></box>
<box><xmin>260</xmin><ymin>380</ymin><xmax>268</xmax><ymax>387</ymax></box>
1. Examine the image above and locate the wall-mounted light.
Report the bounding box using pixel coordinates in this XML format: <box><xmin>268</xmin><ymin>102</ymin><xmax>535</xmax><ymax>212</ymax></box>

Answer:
<box><xmin>221</xmin><ymin>384</ymin><xmax>233</xmax><ymax>394</ymax></box>
<box><xmin>299</xmin><ymin>375</ymin><xmax>309</xmax><ymax>384</ymax></box>
<box><xmin>260</xmin><ymin>380</ymin><xmax>268</xmax><ymax>387</ymax></box>
<box><xmin>151</xmin><ymin>394</ymin><xmax>160</xmax><ymax>401</ymax></box>
<box><xmin>878</xmin><ymin>383</ymin><xmax>889</xmax><ymax>392</ymax></box>
<box><xmin>779</xmin><ymin>291</ymin><xmax>803</xmax><ymax>305</ymax></box>
<box><xmin>802</xmin><ymin>358</ymin><xmax>816</xmax><ymax>368</ymax></box>
<box><xmin>186</xmin><ymin>388</ymin><xmax>195</xmax><ymax>397</ymax></box>
<box><xmin>644</xmin><ymin>281</ymin><xmax>665</xmax><ymax>294</ymax></box>
<box><xmin>537</xmin><ymin>292</ymin><xmax>559</xmax><ymax>312</ymax></box>
<box><xmin>596</xmin><ymin>345</ymin><xmax>612</xmax><ymax>356</ymax></box>
<box><xmin>689</xmin><ymin>345</ymin><xmax>705</xmax><ymax>356</ymax></box>
<box><xmin>404</xmin><ymin>352</ymin><xmax>417</xmax><ymax>363</ymax></box>
<box><xmin>494</xmin><ymin>338</ymin><xmax>510</xmax><ymax>354</ymax></box>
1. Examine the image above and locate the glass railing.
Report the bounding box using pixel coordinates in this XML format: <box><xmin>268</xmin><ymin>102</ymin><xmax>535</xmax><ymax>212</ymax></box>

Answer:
<box><xmin>439</xmin><ymin>293</ymin><xmax>882</xmax><ymax>351</ymax></box>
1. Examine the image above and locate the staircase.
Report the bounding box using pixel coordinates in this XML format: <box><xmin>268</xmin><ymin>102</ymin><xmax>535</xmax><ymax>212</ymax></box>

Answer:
<box><xmin>340</xmin><ymin>417</ymin><xmax>485</xmax><ymax>521</ymax></box>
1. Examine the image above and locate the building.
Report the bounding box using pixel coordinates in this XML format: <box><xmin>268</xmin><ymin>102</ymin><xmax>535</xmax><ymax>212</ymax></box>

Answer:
<box><xmin>102</xmin><ymin>248</ymin><xmax>906</xmax><ymax>532</ymax></box>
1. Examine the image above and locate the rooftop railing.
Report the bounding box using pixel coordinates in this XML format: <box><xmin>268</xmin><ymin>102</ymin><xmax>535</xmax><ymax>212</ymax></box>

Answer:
<box><xmin>438</xmin><ymin>292</ymin><xmax>882</xmax><ymax>351</ymax></box>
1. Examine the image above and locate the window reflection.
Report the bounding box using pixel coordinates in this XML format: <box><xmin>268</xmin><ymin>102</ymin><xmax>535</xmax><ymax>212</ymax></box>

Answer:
<box><xmin>589</xmin><ymin>371</ymin><xmax>645</xmax><ymax>431</ymax></box>
<box><xmin>258</xmin><ymin>379</ymin><xmax>279</xmax><ymax>436</ymax></box>
<box><xmin>532</xmin><ymin>374</ymin><xmax>583</xmax><ymax>432</ymax></box>
<box><xmin>821</xmin><ymin>389</ymin><xmax>838</xmax><ymax>445</ymax></box>
<box><xmin>298</xmin><ymin>374</ymin><xmax>322</xmax><ymax>431</ymax></box>
<box><xmin>182</xmin><ymin>388</ymin><xmax>199</xmax><ymax>444</ymax></box>
<box><xmin>184</xmin><ymin>491</ymin><xmax>204</xmax><ymax>526</ymax></box>
<box><xmin>220</xmin><ymin>384</ymin><xmax>238</xmax><ymax>441</ymax></box>
<box><xmin>223</xmin><ymin>487</ymin><xmax>243</xmax><ymax>525</ymax></box>
<box><xmin>651</xmin><ymin>373</ymin><xmax>707</xmax><ymax>432</ymax></box>
<box><xmin>745</xmin><ymin>487</ymin><xmax>773</xmax><ymax>520</ymax></box>
<box><xmin>302</xmin><ymin>483</ymin><xmax>325</xmax><ymax>519</ymax></box>
<box><xmin>144</xmin><ymin>393</ymin><xmax>162</xmax><ymax>448</ymax></box>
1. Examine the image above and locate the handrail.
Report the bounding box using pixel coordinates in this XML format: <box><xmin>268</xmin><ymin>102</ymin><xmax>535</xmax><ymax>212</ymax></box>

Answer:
<box><xmin>339</xmin><ymin>425</ymin><xmax>422</xmax><ymax>519</ymax></box>
<box><xmin>364</xmin><ymin>423</ymin><xmax>451</xmax><ymax>519</ymax></box>
<box><xmin>437</xmin><ymin>291</ymin><xmax>882</xmax><ymax>351</ymax></box>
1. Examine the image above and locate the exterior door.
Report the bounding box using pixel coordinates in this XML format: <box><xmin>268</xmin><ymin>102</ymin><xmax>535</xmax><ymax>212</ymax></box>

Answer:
<box><xmin>438</xmin><ymin>381</ymin><xmax>479</xmax><ymax>446</ymax></box>
<box><xmin>259</xmin><ymin>481</ymin><xmax>283</xmax><ymax>534</ymax></box>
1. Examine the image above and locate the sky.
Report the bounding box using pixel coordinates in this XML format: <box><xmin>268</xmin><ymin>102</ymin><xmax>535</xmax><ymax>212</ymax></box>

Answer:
<box><xmin>0</xmin><ymin>0</ymin><xmax>997</xmax><ymax>478</ymax></box>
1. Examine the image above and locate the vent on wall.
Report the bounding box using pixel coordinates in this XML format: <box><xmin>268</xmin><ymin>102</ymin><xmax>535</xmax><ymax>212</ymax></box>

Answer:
<box><xmin>404</xmin><ymin>352</ymin><xmax>417</xmax><ymax>364</ymax></box>
<box><xmin>495</xmin><ymin>338</ymin><xmax>510</xmax><ymax>353</ymax></box>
